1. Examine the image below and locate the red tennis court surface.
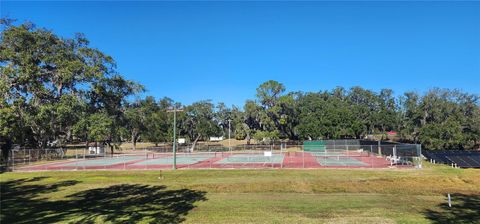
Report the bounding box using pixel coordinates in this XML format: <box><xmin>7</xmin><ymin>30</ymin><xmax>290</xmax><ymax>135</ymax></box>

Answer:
<box><xmin>15</xmin><ymin>151</ymin><xmax>414</xmax><ymax>171</ymax></box>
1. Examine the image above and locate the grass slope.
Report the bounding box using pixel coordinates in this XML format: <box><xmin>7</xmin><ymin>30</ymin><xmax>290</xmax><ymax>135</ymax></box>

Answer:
<box><xmin>1</xmin><ymin>164</ymin><xmax>479</xmax><ymax>223</ymax></box>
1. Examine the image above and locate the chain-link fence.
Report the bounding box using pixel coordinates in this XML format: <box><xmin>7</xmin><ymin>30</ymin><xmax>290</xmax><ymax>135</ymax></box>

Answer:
<box><xmin>9</xmin><ymin>141</ymin><xmax>422</xmax><ymax>171</ymax></box>
<box><xmin>2</xmin><ymin>147</ymin><xmax>68</xmax><ymax>171</ymax></box>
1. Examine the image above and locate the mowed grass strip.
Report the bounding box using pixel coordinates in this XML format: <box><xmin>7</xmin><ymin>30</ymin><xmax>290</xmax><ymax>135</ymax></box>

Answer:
<box><xmin>186</xmin><ymin>193</ymin><xmax>440</xmax><ymax>223</ymax></box>
<box><xmin>1</xmin><ymin>164</ymin><xmax>479</xmax><ymax>223</ymax></box>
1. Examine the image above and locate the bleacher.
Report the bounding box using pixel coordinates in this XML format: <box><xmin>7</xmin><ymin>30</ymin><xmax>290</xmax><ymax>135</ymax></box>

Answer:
<box><xmin>423</xmin><ymin>150</ymin><xmax>480</xmax><ymax>168</ymax></box>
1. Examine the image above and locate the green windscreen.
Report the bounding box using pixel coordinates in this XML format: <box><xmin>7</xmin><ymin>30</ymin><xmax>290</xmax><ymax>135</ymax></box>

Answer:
<box><xmin>303</xmin><ymin>141</ymin><xmax>326</xmax><ymax>151</ymax></box>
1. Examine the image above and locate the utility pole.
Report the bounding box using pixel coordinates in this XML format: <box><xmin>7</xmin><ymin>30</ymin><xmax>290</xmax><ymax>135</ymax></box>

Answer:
<box><xmin>167</xmin><ymin>105</ymin><xmax>183</xmax><ymax>170</ymax></box>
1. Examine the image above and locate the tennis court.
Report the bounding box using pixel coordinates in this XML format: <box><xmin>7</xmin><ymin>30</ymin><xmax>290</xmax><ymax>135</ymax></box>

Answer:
<box><xmin>316</xmin><ymin>156</ymin><xmax>369</xmax><ymax>166</ymax></box>
<box><xmin>216</xmin><ymin>154</ymin><xmax>284</xmax><ymax>164</ymax></box>
<box><xmin>16</xmin><ymin>151</ymin><xmax>389</xmax><ymax>171</ymax></box>
<box><xmin>134</xmin><ymin>156</ymin><xmax>208</xmax><ymax>165</ymax></box>
<box><xmin>14</xmin><ymin>141</ymin><xmax>421</xmax><ymax>171</ymax></box>
<box><xmin>54</xmin><ymin>155</ymin><xmax>145</xmax><ymax>167</ymax></box>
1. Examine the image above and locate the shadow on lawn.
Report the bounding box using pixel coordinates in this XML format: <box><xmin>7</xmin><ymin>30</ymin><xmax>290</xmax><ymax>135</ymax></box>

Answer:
<box><xmin>424</xmin><ymin>193</ymin><xmax>480</xmax><ymax>224</ymax></box>
<box><xmin>1</xmin><ymin>177</ymin><xmax>207</xmax><ymax>223</ymax></box>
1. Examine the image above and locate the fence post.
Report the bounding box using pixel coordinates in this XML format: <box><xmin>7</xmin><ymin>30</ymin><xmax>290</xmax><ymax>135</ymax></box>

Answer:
<box><xmin>378</xmin><ymin>140</ymin><xmax>381</xmax><ymax>156</ymax></box>
<box><xmin>417</xmin><ymin>144</ymin><xmax>422</xmax><ymax>169</ymax></box>
<box><xmin>393</xmin><ymin>146</ymin><xmax>397</xmax><ymax>167</ymax></box>
<box><xmin>370</xmin><ymin>145</ymin><xmax>373</xmax><ymax>168</ymax></box>
<box><xmin>83</xmin><ymin>147</ymin><xmax>86</xmax><ymax>170</ymax></box>
<box><xmin>281</xmin><ymin>145</ymin><xmax>284</xmax><ymax>168</ymax></box>
<box><xmin>123</xmin><ymin>154</ymin><xmax>126</xmax><ymax>170</ymax></box>
<box><xmin>302</xmin><ymin>150</ymin><xmax>305</xmax><ymax>168</ymax></box>
<box><xmin>271</xmin><ymin>153</ymin><xmax>274</xmax><ymax>169</ymax></box>
<box><xmin>104</xmin><ymin>153</ymin><xmax>107</xmax><ymax>170</ymax></box>
<box><xmin>12</xmin><ymin>149</ymin><xmax>15</xmax><ymax>171</ymax></box>
<box><xmin>145</xmin><ymin>147</ymin><xmax>147</xmax><ymax>170</ymax></box>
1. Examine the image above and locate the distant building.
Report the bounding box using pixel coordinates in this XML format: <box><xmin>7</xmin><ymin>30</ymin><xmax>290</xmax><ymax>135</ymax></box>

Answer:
<box><xmin>387</xmin><ymin>131</ymin><xmax>399</xmax><ymax>141</ymax></box>
<box><xmin>209</xmin><ymin>136</ymin><xmax>224</xmax><ymax>142</ymax></box>
<box><xmin>177</xmin><ymin>138</ymin><xmax>186</xmax><ymax>144</ymax></box>
<box><xmin>88</xmin><ymin>146</ymin><xmax>105</xmax><ymax>155</ymax></box>
<box><xmin>87</xmin><ymin>142</ymin><xmax>105</xmax><ymax>155</ymax></box>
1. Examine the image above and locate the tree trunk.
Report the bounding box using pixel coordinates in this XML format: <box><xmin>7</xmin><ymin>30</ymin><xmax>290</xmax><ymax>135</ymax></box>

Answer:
<box><xmin>289</xmin><ymin>130</ymin><xmax>296</xmax><ymax>140</ymax></box>
<box><xmin>421</xmin><ymin>111</ymin><xmax>428</xmax><ymax>126</ymax></box>
<box><xmin>66</xmin><ymin>129</ymin><xmax>72</xmax><ymax>142</ymax></box>
<box><xmin>1</xmin><ymin>138</ymin><xmax>12</xmax><ymax>163</ymax></box>
<box><xmin>190</xmin><ymin>136</ymin><xmax>201</xmax><ymax>152</ymax></box>
<box><xmin>107</xmin><ymin>141</ymin><xmax>114</xmax><ymax>156</ymax></box>
<box><xmin>40</xmin><ymin>137</ymin><xmax>47</xmax><ymax>160</ymax></box>
<box><xmin>56</xmin><ymin>81</ymin><xmax>63</xmax><ymax>97</ymax></box>
<box><xmin>132</xmin><ymin>132</ymin><xmax>137</xmax><ymax>151</ymax></box>
<box><xmin>85</xmin><ymin>140</ymin><xmax>89</xmax><ymax>154</ymax></box>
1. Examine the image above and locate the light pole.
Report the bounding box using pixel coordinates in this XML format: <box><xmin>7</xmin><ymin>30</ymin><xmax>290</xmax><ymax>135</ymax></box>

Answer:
<box><xmin>167</xmin><ymin>105</ymin><xmax>183</xmax><ymax>170</ymax></box>
<box><xmin>228</xmin><ymin>119</ymin><xmax>231</xmax><ymax>153</ymax></box>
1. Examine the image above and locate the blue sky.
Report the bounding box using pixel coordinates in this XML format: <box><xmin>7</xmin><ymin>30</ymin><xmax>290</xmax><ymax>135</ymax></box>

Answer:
<box><xmin>2</xmin><ymin>1</ymin><xmax>479</xmax><ymax>106</ymax></box>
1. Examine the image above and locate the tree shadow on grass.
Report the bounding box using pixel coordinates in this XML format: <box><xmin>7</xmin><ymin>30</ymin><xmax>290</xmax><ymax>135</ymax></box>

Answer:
<box><xmin>424</xmin><ymin>193</ymin><xmax>480</xmax><ymax>224</ymax></box>
<box><xmin>1</xmin><ymin>177</ymin><xmax>207</xmax><ymax>223</ymax></box>
<box><xmin>1</xmin><ymin>177</ymin><xmax>80</xmax><ymax>223</ymax></box>
<box><xmin>65</xmin><ymin>184</ymin><xmax>207</xmax><ymax>223</ymax></box>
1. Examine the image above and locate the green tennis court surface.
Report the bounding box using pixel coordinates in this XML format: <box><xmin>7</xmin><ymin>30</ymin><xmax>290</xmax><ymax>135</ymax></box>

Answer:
<box><xmin>316</xmin><ymin>157</ymin><xmax>368</xmax><ymax>166</ymax></box>
<box><xmin>309</xmin><ymin>151</ymin><xmax>348</xmax><ymax>156</ymax></box>
<box><xmin>57</xmin><ymin>155</ymin><xmax>145</xmax><ymax>167</ymax></box>
<box><xmin>132</xmin><ymin>155</ymin><xmax>215</xmax><ymax>165</ymax></box>
<box><xmin>216</xmin><ymin>154</ymin><xmax>284</xmax><ymax>164</ymax></box>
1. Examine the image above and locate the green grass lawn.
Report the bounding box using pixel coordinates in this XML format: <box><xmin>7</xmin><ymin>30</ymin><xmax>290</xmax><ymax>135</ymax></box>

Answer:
<box><xmin>1</xmin><ymin>164</ymin><xmax>479</xmax><ymax>223</ymax></box>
